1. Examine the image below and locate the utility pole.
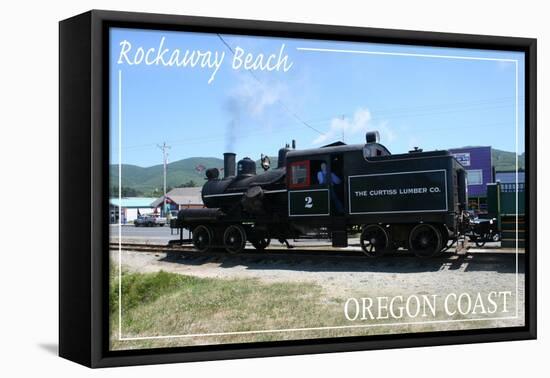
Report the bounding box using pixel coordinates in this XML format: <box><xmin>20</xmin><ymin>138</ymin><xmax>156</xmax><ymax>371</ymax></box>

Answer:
<box><xmin>157</xmin><ymin>142</ymin><xmax>171</xmax><ymax>217</ymax></box>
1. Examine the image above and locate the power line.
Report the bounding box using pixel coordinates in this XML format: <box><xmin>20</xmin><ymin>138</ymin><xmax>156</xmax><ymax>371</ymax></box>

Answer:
<box><xmin>216</xmin><ymin>34</ymin><xmax>326</xmax><ymax>136</ymax></box>
<box><xmin>121</xmin><ymin>95</ymin><xmax>521</xmax><ymax>150</ymax></box>
<box><xmin>118</xmin><ymin>120</ymin><xmax>517</xmax><ymax>157</ymax></box>
<box><xmin>303</xmin><ymin>95</ymin><xmax>523</xmax><ymax>124</ymax></box>
<box><xmin>305</xmin><ymin>103</ymin><xmax>516</xmax><ymax>126</ymax></box>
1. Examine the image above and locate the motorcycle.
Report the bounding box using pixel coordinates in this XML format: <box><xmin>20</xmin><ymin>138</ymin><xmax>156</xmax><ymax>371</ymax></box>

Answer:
<box><xmin>468</xmin><ymin>217</ymin><xmax>501</xmax><ymax>247</ymax></box>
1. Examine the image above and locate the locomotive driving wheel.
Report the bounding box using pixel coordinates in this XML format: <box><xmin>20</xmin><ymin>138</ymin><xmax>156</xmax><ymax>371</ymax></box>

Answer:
<box><xmin>223</xmin><ymin>225</ymin><xmax>247</xmax><ymax>254</ymax></box>
<box><xmin>249</xmin><ymin>231</ymin><xmax>271</xmax><ymax>251</ymax></box>
<box><xmin>360</xmin><ymin>225</ymin><xmax>389</xmax><ymax>258</ymax></box>
<box><xmin>409</xmin><ymin>224</ymin><xmax>442</xmax><ymax>258</ymax></box>
<box><xmin>192</xmin><ymin>225</ymin><xmax>213</xmax><ymax>253</ymax></box>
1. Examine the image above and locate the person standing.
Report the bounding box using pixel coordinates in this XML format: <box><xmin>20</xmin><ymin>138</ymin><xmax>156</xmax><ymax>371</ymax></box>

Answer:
<box><xmin>317</xmin><ymin>163</ymin><xmax>344</xmax><ymax>213</ymax></box>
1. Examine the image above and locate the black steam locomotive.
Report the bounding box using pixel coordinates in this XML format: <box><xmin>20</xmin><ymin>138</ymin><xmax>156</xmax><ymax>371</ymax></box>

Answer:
<box><xmin>172</xmin><ymin>132</ymin><xmax>470</xmax><ymax>257</ymax></box>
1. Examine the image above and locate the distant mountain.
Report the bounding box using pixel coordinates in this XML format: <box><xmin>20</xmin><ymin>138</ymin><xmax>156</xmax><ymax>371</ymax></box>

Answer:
<box><xmin>110</xmin><ymin>156</ymin><xmax>279</xmax><ymax>194</ymax></box>
<box><xmin>111</xmin><ymin>148</ymin><xmax>523</xmax><ymax>194</ymax></box>
<box><xmin>110</xmin><ymin>157</ymin><xmax>224</xmax><ymax>193</ymax></box>
<box><xmin>491</xmin><ymin>148</ymin><xmax>525</xmax><ymax>172</ymax></box>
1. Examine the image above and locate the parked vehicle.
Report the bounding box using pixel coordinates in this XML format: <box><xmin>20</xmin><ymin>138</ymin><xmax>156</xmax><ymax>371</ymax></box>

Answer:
<box><xmin>468</xmin><ymin>217</ymin><xmax>501</xmax><ymax>247</ymax></box>
<box><xmin>135</xmin><ymin>214</ymin><xmax>167</xmax><ymax>227</ymax></box>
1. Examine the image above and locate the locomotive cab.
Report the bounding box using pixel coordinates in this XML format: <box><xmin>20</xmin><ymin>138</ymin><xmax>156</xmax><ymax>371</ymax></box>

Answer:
<box><xmin>285</xmin><ymin>131</ymin><xmax>392</xmax><ymax>220</ymax></box>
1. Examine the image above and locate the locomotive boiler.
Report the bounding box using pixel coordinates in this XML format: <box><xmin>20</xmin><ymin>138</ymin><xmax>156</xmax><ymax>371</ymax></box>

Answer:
<box><xmin>172</xmin><ymin>131</ymin><xmax>469</xmax><ymax>257</ymax></box>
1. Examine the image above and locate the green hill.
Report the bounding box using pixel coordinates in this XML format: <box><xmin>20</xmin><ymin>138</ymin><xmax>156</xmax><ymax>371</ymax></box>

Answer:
<box><xmin>110</xmin><ymin>157</ymin><xmax>224</xmax><ymax>194</ymax></box>
<box><xmin>110</xmin><ymin>156</ymin><xmax>279</xmax><ymax>195</ymax></box>
<box><xmin>492</xmin><ymin>148</ymin><xmax>525</xmax><ymax>171</ymax></box>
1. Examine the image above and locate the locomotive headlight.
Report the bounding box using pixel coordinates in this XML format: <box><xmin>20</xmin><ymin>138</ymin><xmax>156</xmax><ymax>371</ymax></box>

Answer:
<box><xmin>260</xmin><ymin>154</ymin><xmax>271</xmax><ymax>171</ymax></box>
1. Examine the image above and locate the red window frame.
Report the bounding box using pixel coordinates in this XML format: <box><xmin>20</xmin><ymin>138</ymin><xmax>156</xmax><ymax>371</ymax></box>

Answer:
<box><xmin>288</xmin><ymin>160</ymin><xmax>311</xmax><ymax>189</ymax></box>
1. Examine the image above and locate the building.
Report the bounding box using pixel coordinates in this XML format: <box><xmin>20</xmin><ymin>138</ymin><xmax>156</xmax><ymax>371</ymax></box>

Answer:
<box><xmin>495</xmin><ymin>170</ymin><xmax>525</xmax><ymax>185</ymax></box>
<box><xmin>489</xmin><ymin>172</ymin><xmax>526</xmax><ymax>248</ymax></box>
<box><xmin>449</xmin><ymin>146</ymin><xmax>493</xmax><ymax>212</ymax></box>
<box><xmin>109</xmin><ymin>197</ymin><xmax>157</xmax><ymax>224</ymax></box>
<box><xmin>151</xmin><ymin>187</ymin><xmax>204</xmax><ymax>215</ymax></box>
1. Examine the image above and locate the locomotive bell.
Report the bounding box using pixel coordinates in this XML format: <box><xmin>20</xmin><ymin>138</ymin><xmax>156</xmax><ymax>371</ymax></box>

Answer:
<box><xmin>205</xmin><ymin>168</ymin><xmax>219</xmax><ymax>180</ymax></box>
<box><xmin>237</xmin><ymin>157</ymin><xmax>257</xmax><ymax>176</ymax></box>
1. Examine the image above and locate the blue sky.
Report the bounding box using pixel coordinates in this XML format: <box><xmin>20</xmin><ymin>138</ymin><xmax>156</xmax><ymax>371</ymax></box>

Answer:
<box><xmin>109</xmin><ymin>27</ymin><xmax>525</xmax><ymax>167</ymax></box>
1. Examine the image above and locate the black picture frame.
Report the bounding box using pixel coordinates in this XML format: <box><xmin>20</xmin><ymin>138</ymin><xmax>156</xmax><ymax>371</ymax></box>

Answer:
<box><xmin>59</xmin><ymin>9</ymin><xmax>537</xmax><ymax>368</ymax></box>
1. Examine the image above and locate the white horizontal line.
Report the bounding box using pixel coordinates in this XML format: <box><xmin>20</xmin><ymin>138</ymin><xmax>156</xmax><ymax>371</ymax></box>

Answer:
<box><xmin>348</xmin><ymin>209</ymin><xmax>448</xmax><ymax>215</ymax></box>
<box><xmin>202</xmin><ymin>192</ymin><xmax>243</xmax><ymax>198</ymax></box>
<box><xmin>289</xmin><ymin>188</ymin><xmax>329</xmax><ymax>193</ymax></box>
<box><xmin>264</xmin><ymin>189</ymin><xmax>288</xmax><ymax>194</ymax></box>
<box><xmin>288</xmin><ymin>213</ymin><xmax>330</xmax><ymax>217</ymax></box>
<box><xmin>119</xmin><ymin>315</ymin><xmax>520</xmax><ymax>341</ymax></box>
<box><xmin>296</xmin><ymin>47</ymin><xmax>519</xmax><ymax>63</ymax></box>
<box><xmin>203</xmin><ymin>189</ymin><xmax>287</xmax><ymax>198</ymax></box>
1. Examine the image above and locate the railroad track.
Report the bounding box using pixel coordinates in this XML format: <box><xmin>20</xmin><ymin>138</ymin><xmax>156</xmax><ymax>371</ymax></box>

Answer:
<box><xmin>109</xmin><ymin>242</ymin><xmax>520</xmax><ymax>261</ymax></box>
<box><xmin>109</xmin><ymin>242</ymin><xmax>194</xmax><ymax>253</ymax></box>
<box><xmin>109</xmin><ymin>242</ymin><xmax>375</xmax><ymax>259</ymax></box>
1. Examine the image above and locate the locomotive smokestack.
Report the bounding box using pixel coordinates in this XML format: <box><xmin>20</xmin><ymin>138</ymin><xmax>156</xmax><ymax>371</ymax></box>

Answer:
<box><xmin>223</xmin><ymin>152</ymin><xmax>236</xmax><ymax>178</ymax></box>
<box><xmin>292</xmin><ymin>139</ymin><xmax>296</xmax><ymax>149</ymax></box>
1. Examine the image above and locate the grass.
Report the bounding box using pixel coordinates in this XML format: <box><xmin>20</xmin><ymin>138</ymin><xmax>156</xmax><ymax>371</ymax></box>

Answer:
<box><xmin>110</xmin><ymin>265</ymin><xmax>346</xmax><ymax>349</ymax></box>
<box><xmin>110</xmin><ymin>264</ymin><xmax>523</xmax><ymax>350</ymax></box>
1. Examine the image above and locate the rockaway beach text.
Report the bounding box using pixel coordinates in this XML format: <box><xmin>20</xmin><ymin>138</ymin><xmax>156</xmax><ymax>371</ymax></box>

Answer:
<box><xmin>116</xmin><ymin>36</ymin><xmax>294</xmax><ymax>84</ymax></box>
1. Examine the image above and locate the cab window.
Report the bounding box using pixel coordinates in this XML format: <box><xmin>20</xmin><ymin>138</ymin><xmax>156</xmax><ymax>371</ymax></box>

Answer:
<box><xmin>288</xmin><ymin>159</ymin><xmax>327</xmax><ymax>189</ymax></box>
<box><xmin>288</xmin><ymin>160</ymin><xmax>310</xmax><ymax>188</ymax></box>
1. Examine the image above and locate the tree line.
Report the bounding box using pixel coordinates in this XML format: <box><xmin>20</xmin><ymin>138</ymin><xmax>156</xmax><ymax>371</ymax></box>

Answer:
<box><xmin>110</xmin><ymin>180</ymin><xmax>197</xmax><ymax>198</ymax></box>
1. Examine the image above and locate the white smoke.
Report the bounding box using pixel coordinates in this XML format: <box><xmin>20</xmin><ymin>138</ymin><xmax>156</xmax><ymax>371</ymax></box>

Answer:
<box><xmin>312</xmin><ymin>107</ymin><xmax>395</xmax><ymax>146</ymax></box>
<box><xmin>225</xmin><ymin>76</ymin><xmax>284</xmax><ymax>151</ymax></box>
